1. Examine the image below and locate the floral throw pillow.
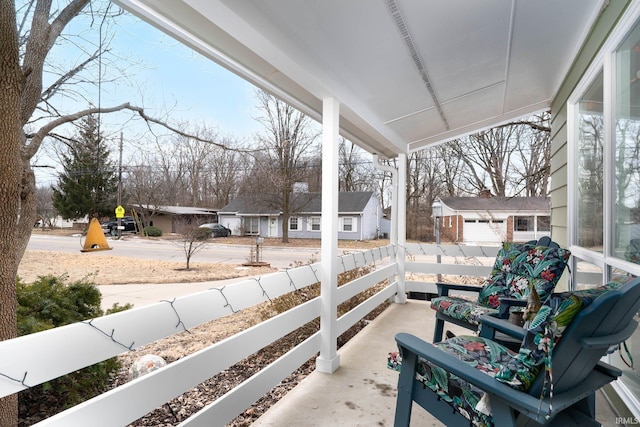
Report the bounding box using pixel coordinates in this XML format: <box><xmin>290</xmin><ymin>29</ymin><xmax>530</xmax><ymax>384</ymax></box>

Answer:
<box><xmin>477</xmin><ymin>242</ymin><xmax>526</xmax><ymax>307</ymax></box>
<box><xmin>494</xmin><ymin>282</ymin><xmax>620</xmax><ymax>388</ymax></box>
<box><xmin>478</xmin><ymin>244</ymin><xmax>570</xmax><ymax>308</ymax></box>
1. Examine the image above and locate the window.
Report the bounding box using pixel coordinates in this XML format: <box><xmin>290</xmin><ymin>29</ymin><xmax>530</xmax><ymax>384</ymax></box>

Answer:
<box><xmin>243</xmin><ymin>217</ymin><xmax>259</xmax><ymax>235</ymax></box>
<box><xmin>309</xmin><ymin>217</ymin><xmax>321</xmax><ymax>231</ymax></box>
<box><xmin>615</xmin><ymin>25</ymin><xmax>640</xmax><ymax>265</ymax></box>
<box><xmin>576</xmin><ymin>70</ymin><xmax>604</xmax><ymax>252</ymax></box>
<box><xmin>340</xmin><ymin>217</ymin><xmax>357</xmax><ymax>232</ymax></box>
<box><xmin>289</xmin><ymin>217</ymin><xmax>300</xmax><ymax>231</ymax></box>
<box><xmin>515</xmin><ymin>216</ymin><xmax>533</xmax><ymax>232</ymax></box>
<box><xmin>537</xmin><ymin>216</ymin><xmax>550</xmax><ymax>232</ymax></box>
<box><xmin>569</xmin><ymin>10</ymin><xmax>640</xmax><ymax>408</ymax></box>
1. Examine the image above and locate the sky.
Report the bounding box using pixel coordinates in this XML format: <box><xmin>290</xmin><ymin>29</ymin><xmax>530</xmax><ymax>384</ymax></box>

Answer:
<box><xmin>34</xmin><ymin>2</ymin><xmax>263</xmax><ymax>186</ymax></box>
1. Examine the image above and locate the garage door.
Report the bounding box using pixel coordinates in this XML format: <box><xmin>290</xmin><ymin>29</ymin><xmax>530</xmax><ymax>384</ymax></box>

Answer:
<box><xmin>463</xmin><ymin>219</ymin><xmax>506</xmax><ymax>244</ymax></box>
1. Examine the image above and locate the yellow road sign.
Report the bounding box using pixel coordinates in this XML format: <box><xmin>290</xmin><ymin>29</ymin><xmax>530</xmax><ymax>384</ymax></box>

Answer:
<box><xmin>115</xmin><ymin>205</ymin><xmax>125</xmax><ymax>218</ymax></box>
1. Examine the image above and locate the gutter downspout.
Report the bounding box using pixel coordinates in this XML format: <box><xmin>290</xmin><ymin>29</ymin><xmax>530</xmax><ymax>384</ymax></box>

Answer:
<box><xmin>373</xmin><ymin>154</ymin><xmax>406</xmax><ymax>304</ymax></box>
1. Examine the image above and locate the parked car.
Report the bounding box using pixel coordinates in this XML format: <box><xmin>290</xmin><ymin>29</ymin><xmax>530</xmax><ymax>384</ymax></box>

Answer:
<box><xmin>199</xmin><ymin>223</ymin><xmax>231</xmax><ymax>238</ymax></box>
<box><xmin>101</xmin><ymin>216</ymin><xmax>138</xmax><ymax>235</ymax></box>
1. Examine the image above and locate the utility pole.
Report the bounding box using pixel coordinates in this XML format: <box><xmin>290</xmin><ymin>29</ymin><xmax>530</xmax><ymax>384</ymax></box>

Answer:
<box><xmin>117</xmin><ymin>132</ymin><xmax>123</xmax><ymax>238</ymax></box>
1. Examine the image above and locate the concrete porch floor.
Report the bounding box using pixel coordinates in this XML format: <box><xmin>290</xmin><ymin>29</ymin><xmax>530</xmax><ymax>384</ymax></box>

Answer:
<box><xmin>253</xmin><ymin>300</ymin><xmax>620</xmax><ymax>426</ymax></box>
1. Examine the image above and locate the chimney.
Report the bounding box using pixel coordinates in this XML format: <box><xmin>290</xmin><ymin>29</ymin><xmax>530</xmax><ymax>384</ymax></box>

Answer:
<box><xmin>479</xmin><ymin>188</ymin><xmax>492</xmax><ymax>198</ymax></box>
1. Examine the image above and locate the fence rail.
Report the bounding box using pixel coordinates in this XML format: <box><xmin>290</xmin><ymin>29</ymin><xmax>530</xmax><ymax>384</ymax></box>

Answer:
<box><xmin>4</xmin><ymin>245</ymin><xmax>397</xmax><ymax>426</ymax></box>
<box><xmin>4</xmin><ymin>243</ymin><xmax>513</xmax><ymax>426</ymax></box>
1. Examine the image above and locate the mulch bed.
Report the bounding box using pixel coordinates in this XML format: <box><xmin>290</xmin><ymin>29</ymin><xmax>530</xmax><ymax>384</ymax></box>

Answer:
<box><xmin>18</xmin><ymin>302</ymin><xmax>389</xmax><ymax>426</ymax></box>
<box><xmin>129</xmin><ymin>303</ymin><xmax>389</xmax><ymax>427</ymax></box>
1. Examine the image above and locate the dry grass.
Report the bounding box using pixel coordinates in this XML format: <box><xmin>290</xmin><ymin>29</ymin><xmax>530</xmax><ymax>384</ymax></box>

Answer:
<box><xmin>23</xmin><ymin>231</ymin><xmax>389</xmax><ymax>286</ymax></box>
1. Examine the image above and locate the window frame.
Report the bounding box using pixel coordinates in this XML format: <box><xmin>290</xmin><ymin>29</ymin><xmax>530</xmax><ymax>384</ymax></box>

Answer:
<box><xmin>340</xmin><ymin>216</ymin><xmax>357</xmax><ymax>233</ymax></box>
<box><xmin>289</xmin><ymin>217</ymin><xmax>301</xmax><ymax>231</ymax></box>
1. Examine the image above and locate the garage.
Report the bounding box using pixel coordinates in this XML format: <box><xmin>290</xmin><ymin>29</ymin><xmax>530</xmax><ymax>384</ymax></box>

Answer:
<box><xmin>463</xmin><ymin>219</ymin><xmax>507</xmax><ymax>244</ymax></box>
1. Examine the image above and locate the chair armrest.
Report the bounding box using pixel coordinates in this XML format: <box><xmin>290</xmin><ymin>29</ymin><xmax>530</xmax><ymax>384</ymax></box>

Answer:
<box><xmin>478</xmin><ymin>314</ymin><xmax>526</xmax><ymax>341</ymax></box>
<box><xmin>580</xmin><ymin>320</ymin><xmax>638</xmax><ymax>349</ymax></box>
<box><xmin>435</xmin><ymin>282</ymin><xmax>483</xmax><ymax>297</ymax></box>
<box><xmin>497</xmin><ymin>297</ymin><xmax>527</xmax><ymax>318</ymax></box>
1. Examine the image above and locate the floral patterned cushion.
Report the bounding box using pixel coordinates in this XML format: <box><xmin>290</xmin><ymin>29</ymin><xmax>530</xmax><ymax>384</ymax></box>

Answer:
<box><xmin>495</xmin><ymin>282</ymin><xmax>621</xmax><ymax>388</ymax></box>
<box><xmin>431</xmin><ymin>242</ymin><xmax>570</xmax><ymax>324</ymax></box>
<box><xmin>388</xmin><ymin>335</ymin><xmax>522</xmax><ymax>427</ymax></box>
<box><xmin>430</xmin><ymin>296</ymin><xmax>498</xmax><ymax>325</ymax></box>
<box><xmin>477</xmin><ymin>244</ymin><xmax>571</xmax><ymax>307</ymax></box>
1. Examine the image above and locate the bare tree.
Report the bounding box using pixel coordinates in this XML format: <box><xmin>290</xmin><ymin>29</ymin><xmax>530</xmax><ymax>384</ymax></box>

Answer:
<box><xmin>173</xmin><ymin>219</ymin><xmax>209</xmax><ymax>270</ymax></box>
<box><xmin>251</xmin><ymin>90</ymin><xmax>319</xmax><ymax>243</ymax></box>
<box><xmin>123</xmin><ymin>152</ymin><xmax>174</xmax><ymax>227</ymax></box>
<box><xmin>512</xmin><ymin>113</ymin><xmax>552</xmax><ymax>197</ymax></box>
<box><xmin>434</xmin><ymin>143</ymin><xmax>466</xmax><ymax>196</ymax></box>
<box><xmin>339</xmin><ymin>137</ymin><xmax>374</xmax><ymax>192</ymax></box>
<box><xmin>444</xmin><ymin>114</ymin><xmax>551</xmax><ymax>197</ymax></box>
<box><xmin>34</xmin><ymin>185</ymin><xmax>55</xmax><ymax>229</ymax></box>
<box><xmin>405</xmin><ymin>150</ymin><xmax>445</xmax><ymax>240</ymax></box>
<box><xmin>0</xmin><ymin>3</ymin><xmax>237</xmax><ymax>422</ymax></box>
<box><xmin>207</xmin><ymin>136</ymin><xmax>246</xmax><ymax>207</ymax></box>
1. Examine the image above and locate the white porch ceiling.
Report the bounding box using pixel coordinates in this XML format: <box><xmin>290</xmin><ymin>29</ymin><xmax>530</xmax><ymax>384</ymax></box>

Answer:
<box><xmin>113</xmin><ymin>0</ymin><xmax>605</xmax><ymax>159</ymax></box>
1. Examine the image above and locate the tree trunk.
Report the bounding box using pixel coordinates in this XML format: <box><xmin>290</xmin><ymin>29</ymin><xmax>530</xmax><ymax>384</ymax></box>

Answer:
<box><xmin>0</xmin><ymin>1</ymin><xmax>24</xmax><ymax>423</ymax></box>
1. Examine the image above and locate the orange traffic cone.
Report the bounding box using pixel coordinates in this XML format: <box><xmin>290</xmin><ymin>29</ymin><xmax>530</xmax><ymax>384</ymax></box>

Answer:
<box><xmin>81</xmin><ymin>218</ymin><xmax>112</xmax><ymax>252</ymax></box>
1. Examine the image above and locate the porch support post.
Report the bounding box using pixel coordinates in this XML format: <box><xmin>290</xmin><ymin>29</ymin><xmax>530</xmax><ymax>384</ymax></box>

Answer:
<box><xmin>395</xmin><ymin>153</ymin><xmax>407</xmax><ymax>303</ymax></box>
<box><xmin>316</xmin><ymin>96</ymin><xmax>340</xmax><ymax>373</ymax></box>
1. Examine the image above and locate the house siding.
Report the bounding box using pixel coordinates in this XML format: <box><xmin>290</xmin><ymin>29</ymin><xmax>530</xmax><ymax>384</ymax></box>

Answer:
<box><xmin>218</xmin><ymin>192</ymin><xmax>382</xmax><ymax>240</ymax></box>
<box><xmin>360</xmin><ymin>195</ymin><xmax>381</xmax><ymax>240</ymax></box>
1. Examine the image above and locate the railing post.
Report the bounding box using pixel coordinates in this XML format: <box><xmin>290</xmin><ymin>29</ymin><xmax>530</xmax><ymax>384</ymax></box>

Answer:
<box><xmin>396</xmin><ymin>153</ymin><xmax>407</xmax><ymax>303</ymax></box>
<box><xmin>317</xmin><ymin>96</ymin><xmax>340</xmax><ymax>373</ymax></box>
<box><xmin>372</xmin><ymin>155</ymin><xmax>405</xmax><ymax>303</ymax></box>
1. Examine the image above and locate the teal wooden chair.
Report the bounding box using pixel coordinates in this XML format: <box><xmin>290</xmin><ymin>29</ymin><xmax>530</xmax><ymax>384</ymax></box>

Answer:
<box><xmin>390</xmin><ymin>278</ymin><xmax>640</xmax><ymax>426</ymax></box>
<box><xmin>430</xmin><ymin>237</ymin><xmax>570</xmax><ymax>342</ymax></box>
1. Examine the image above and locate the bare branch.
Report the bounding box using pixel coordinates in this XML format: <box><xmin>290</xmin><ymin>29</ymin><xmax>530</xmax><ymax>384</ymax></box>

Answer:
<box><xmin>21</xmin><ymin>0</ymin><xmax>91</xmax><ymax>122</ymax></box>
<box><xmin>25</xmin><ymin>102</ymin><xmax>256</xmax><ymax>160</ymax></box>
<box><xmin>40</xmin><ymin>48</ymin><xmax>103</xmax><ymax>103</ymax></box>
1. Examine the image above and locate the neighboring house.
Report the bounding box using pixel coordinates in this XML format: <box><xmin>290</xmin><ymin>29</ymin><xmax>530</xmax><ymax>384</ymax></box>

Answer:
<box><xmin>218</xmin><ymin>192</ymin><xmax>387</xmax><ymax>240</ymax></box>
<box><xmin>34</xmin><ymin>215</ymin><xmax>89</xmax><ymax>229</ymax></box>
<box><xmin>134</xmin><ymin>205</ymin><xmax>218</xmax><ymax>235</ymax></box>
<box><xmin>436</xmin><ymin>194</ymin><xmax>551</xmax><ymax>244</ymax></box>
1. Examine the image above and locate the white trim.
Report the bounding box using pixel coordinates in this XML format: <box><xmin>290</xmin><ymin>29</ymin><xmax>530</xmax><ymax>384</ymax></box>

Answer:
<box><xmin>288</xmin><ymin>216</ymin><xmax>302</xmax><ymax>231</ymax></box>
<box><xmin>339</xmin><ymin>216</ymin><xmax>358</xmax><ymax>233</ymax></box>
<box><xmin>307</xmin><ymin>216</ymin><xmax>321</xmax><ymax>232</ymax></box>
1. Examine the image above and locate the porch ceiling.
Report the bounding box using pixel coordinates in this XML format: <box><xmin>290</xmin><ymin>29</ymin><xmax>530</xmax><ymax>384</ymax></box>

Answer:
<box><xmin>113</xmin><ymin>0</ymin><xmax>605</xmax><ymax>158</ymax></box>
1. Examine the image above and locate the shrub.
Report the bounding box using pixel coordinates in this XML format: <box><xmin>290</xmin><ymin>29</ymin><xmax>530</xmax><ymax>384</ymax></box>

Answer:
<box><xmin>17</xmin><ymin>275</ymin><xmax>132</xmax><ymax>420</ymax></box>
<box><xmin>195</xmin><ymin>227</ymin><xmax>212</xmax><ymax>240</ymax></box>
<box><xmin>143</xmin><ymin>226</ymin><xmax>162</xmax><ymax>237</ymax></box>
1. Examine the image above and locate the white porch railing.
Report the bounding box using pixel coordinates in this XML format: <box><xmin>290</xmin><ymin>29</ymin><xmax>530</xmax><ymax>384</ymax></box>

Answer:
<box><xmin>2</xmin><ymin>243</ymin><xmax>504</xmax><ymax>426</ymax></box>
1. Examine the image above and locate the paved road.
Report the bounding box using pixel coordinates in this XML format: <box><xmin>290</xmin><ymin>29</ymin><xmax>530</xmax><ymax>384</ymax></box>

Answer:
<box><xmin>27</xmin><ymin>234</ymin><xmax>324</xmax><ymax>309</ymax></box>
<box><xmin>27</xmin><ymin>233</ymin><xmax>320</xmax><ymax>269</ymax></box>
<box><xmin>26</xmin><ymin>234</ymin><xmax>382</xmax><ymax>309</ymax></box>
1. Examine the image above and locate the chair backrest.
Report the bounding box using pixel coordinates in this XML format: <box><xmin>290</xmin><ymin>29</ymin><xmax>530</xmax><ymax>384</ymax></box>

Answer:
<box><xmin>528</xmin><ymin>277</ymin><xmax>640</xmax><ymax>397</ymax></box>
<box><xmin>477</xmin><ymin>238</ymin><xmax>570</xmax><ymax>308</ymax></box>
<box><xmin>536</xmin><ymin>236</ymin><xmax>552</xmax><ymax>247</ymax></box>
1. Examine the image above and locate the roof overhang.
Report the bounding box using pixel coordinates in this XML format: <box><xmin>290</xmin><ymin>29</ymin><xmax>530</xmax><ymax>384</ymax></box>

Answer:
<box><xmin>113</xmin><ymin>0</ymin><xmax>606</xmax><ymax>158</ymax></box>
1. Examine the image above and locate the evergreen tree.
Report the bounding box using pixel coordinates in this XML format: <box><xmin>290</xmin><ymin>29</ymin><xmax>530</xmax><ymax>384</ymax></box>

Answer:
<box><xmin>52</xmin><ymin>114</ymin><xmax>118</xmax><ymax>219</ymax></box>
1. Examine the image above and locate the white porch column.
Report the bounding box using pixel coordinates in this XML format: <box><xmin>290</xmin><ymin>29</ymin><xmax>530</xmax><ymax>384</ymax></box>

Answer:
<box><xmin>395</xmin><ymin>153</ymin><xmax>407</xmax><ymax>303</ymax></box>
<box><xmin>316</xmin><ymin>96</ymin><xmax>340</xmax><ymax>373</ymax></box>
